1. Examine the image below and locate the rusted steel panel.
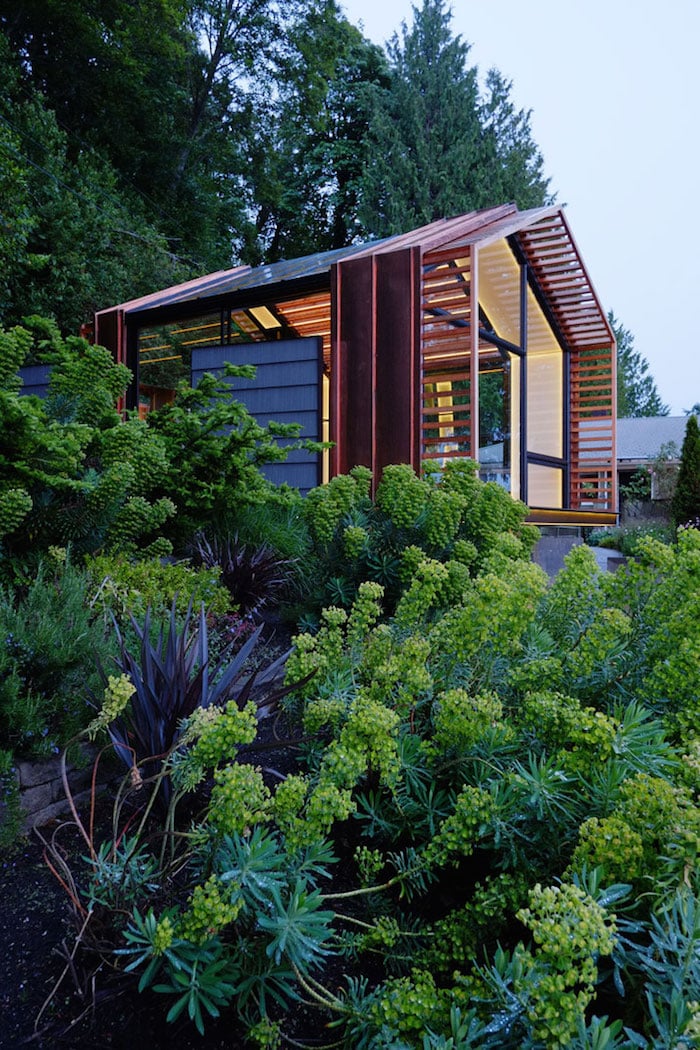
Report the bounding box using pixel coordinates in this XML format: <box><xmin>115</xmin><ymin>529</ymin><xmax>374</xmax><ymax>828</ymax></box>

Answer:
<box><xmin>332</xmin><ymin>256</ymin><xmax>375</xmax><ymax>476</ymax></box>
<box><xmin>94</xmin><ymin>307</ymin><xmax>125</xmax><ymax>364</ymax></box>
<box><xmin>375</xmin><ymin>248</ymin><xmax>419</xmax><ymax>474</ymax></box>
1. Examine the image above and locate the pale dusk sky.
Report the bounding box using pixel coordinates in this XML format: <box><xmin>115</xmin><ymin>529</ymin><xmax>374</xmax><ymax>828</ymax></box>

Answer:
<box><xmin>340</xmin><ymin>0</ymin><xmax>700</xmax><ymax>414</ymax></box>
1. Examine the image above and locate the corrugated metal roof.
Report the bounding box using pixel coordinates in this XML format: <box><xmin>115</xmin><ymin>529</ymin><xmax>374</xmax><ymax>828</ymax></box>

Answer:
<box><xmin>616</xmin><ymin>416</ymin><xmax>691</xmax><ymax>461</ymax></box>
<box><xmin>110</xmin><ymin>206</ymin><xmax>531</xmax><ymax>316</ymax></box>
<box><xmin>105</xmin><ymin>266</ymin><xmax>250</xmax><ymax>315</ymax></box>
<box><xmin>104</xmin><ymin>205</ymin><xmax>613</xmax><ymax>355</ymax></box>
<box><xmin>119</xmin><ymin>243</ymin><xmax>386</xmax><ymax>316</ymax></box>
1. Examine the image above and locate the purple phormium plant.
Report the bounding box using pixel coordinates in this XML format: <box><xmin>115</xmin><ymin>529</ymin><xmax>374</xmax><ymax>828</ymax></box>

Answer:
<box><xmin>103</xmin><ymin>600</ymin><xmax>288</xmax><ymax>803</ymax></box>
<box><xmin>191</xmin><ymin>532</ymin><xmax>295</xmax><ymax>615</ymax></box>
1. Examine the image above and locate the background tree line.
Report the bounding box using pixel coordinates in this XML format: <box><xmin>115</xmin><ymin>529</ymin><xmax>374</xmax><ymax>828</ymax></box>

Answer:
<box><xmin>0</xmin><ymin>0</ymin><xmax>665</xmax><ymax>414</ymax></box>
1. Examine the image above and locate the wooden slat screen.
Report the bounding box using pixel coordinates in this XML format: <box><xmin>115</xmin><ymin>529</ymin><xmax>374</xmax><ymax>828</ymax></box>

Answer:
<box><xmin>568</xmin><ymin>345</ymin><xmax>616</xmax><ymax>511</ymax></box>
<box><xmin>277</xmin><ymin>292</ymin><xmax>332</xmax><ymax>368</ymax></box>
<box><xmin>421</xmin><ymin>247</ymin><xmax>473</xmax><ymax>462</ymax></box>
<box><xmin>516</xmin><ymin>214</ymin><xmax>616</xmax><ymax>512</ymax></box>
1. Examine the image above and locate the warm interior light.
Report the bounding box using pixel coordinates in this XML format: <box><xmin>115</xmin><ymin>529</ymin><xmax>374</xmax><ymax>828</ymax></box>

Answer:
<box><xmin>249</xmin><ymin>306</ymin><xmax>281</xmax><ymax>329</ymax></box>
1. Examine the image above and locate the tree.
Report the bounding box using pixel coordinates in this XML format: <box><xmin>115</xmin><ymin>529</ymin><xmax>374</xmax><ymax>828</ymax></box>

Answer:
<box><xmin>671</xmin><ymin>413</ymin><xmax>700</xmax><ymax>527</ymax></box>
<box><xmin>0</xmin><ymin>35</ymin><xmax>187</xmax><ymax>332</ymax></box>
<box><xmin>238</xmin><ymin>0</ymin><xmax>387</xmax><ymax>262</ymax></box>
<box><xmin>1</xmin><ymin>3</ymin><xmax>194</xmax><ymax>205</ymax></box>
<box><xmin>479</xmin><ymin>68</ymin><xmax>552</xmax><ymax>211</ymax></box>
<box><xmin>357</xmin><ymin>0</ymin><xmax>552</xmax><ymax>238</ymax></box>
<box><xmin>0</xmin><ymin>0</ymin><xmax>281</xmax><ymax>273</ymax></box>
<box><xmin>609</xmin><ymin>311</ymin><xmax>668</xmax><ymax>417</ymax></box>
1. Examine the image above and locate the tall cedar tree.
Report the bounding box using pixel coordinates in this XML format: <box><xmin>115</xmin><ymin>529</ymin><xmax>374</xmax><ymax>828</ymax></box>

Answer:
<box><xmin>609</xmin><ymin>311</ymin><xmax>669</xmax><ymax>417</ymax></box>
<box><xmin>358</xmin><ymin>0</ymin><xmax>551</xmax><ymax>238</ymax></box>
<box><xmin>671</xmin><ymin>414</ymin><xmax>700</xmax><ymax>527</ymax></box>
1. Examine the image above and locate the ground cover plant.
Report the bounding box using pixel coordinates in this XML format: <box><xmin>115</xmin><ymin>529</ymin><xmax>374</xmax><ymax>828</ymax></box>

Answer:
<box><xmin>30</xmin><ymin>467</ymin><xmax>700</xmax><ymax>1048</ymax></box>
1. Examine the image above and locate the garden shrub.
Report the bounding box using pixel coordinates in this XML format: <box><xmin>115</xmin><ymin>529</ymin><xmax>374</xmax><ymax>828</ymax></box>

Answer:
<box><xmin>295</xmin><ymin>460</ymin><xmax>540</xmax><ymax>622</ymax></box>
<box><xmin>86</xmin><ymin>552</ymin><xmax>231</xmax><ymax>623</ymax></box>
<box><xmin>0</xmin><ymin>317</ymin><xmax>318</xmax><ymax>572</ymax></box>
<box><xmin>41</xmin><ymin>510</ymin><xmax>700</xmax><ymax>1046</ymax></box>
<box><xmin>0</xmin><ymin>748</ymin><xmax>21</xmax><ymax>848</ymax></box>
<box><xmin>144</xmin><ymin>365</ymin><xmax>318</xmax><ymax>550</ymax></box>
<box><xmin>189</xmin><ymin>531</ymin><xmax>297</xmax><ymax>615</ymax></box>
<box><xmin>672</xmin><ymin>414</ymin><xmax>700</xmax><ymax>527</ymax></box>
<box><xmin>588</xmin><ymin>522</ymin><xmax>676</xmax><ymax>555</ymax></box>
<box><xmin>0</xmin><ymin>553</ymin><xmax>114</xmax><ymax>757</ymax></box>
<box><xmin>0</xmin><ymin>317</ymin><xmax>164</xmax><ymax>566</ymax></box>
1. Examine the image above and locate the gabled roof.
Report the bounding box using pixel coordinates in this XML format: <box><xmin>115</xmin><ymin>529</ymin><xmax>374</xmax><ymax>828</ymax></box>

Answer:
<box><xmin>100</xmin><ymin>205</ymin><xmax>614</xmax><ymax>355</ymax></box>
<box><xmin>617</xmin><ymin>416</ymin><xmax>691</xmax><ymax>461</ymax></box>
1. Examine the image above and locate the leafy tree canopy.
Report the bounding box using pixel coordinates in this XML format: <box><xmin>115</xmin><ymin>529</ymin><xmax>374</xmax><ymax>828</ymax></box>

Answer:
<box><xmin>1</xmin><ymin>0</ymin><xmax>556</xmax><ymax>329</ymax></box>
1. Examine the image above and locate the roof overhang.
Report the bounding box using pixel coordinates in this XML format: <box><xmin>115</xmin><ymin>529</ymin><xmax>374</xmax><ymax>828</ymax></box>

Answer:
<box><xmin>97</xmin><ymin>205</ymin><xmax>613</xmax><ymax>357</ymax></box>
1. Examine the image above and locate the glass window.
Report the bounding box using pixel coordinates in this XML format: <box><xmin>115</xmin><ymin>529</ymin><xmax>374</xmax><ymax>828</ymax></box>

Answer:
<box><xmin>138</xmin><ymin>313</ymin><xmax>222</xmax><ymax>398</ymax></box>
<box><xmin>422</xmin><ymin>373</ymin><xmax>471</xmax><ymax>463</ymax></box>
<box><xmin>509</xmin><ymin>353</ymin><xmax>521</xmax><ymax>500</ymax></box>
<box><xmin>528</xmin><ymin>463</ymin><xmax>563</xmax><ymax>508</ymax></box>
<box><xmin>478</xmin><ymin>343</ymin><xmax>510</xmax><ymax>492</ymax></box>
<box><xmin>477</xmin><ymin>239</ymin><xmax>521</xmax><ymax>345</ymax></box>
<box><xmin>526</xmin><ymin>289</ymin><xmax>563</xmax><ymax>459</ymax></box>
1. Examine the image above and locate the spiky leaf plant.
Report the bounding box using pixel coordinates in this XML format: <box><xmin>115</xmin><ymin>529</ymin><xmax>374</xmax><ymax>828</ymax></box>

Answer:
<box><xmin>103</xmin><ymin>601</ymin><xmax>268</xmax><ymax>799</ymax></box>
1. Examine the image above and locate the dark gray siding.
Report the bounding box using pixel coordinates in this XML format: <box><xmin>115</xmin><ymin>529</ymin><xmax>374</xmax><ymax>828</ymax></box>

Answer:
<box><xmin>191</xmin><ymin>338</ymin><xmax>322</xmax><ymax>494</ymax></box>
<box><xmin>17</xmin><ymin>365</ymin><xmax>52</xmax><ymax>398</ymax></box>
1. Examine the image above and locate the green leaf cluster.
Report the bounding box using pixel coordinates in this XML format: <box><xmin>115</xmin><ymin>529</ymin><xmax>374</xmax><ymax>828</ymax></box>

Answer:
<box><xmin>296</xmin><ymin>460</ymin><xmax>538</xmax><ymax>622</ymax></box>
<box><xmin>0</xmin><ymin>555</ymin><xmax>114</xmax><ymax>756</ymax></box>
<box><xmin>38</xmin><ymin>509</ymin><xmax>700</xmax><ymax>1045</ymax></box>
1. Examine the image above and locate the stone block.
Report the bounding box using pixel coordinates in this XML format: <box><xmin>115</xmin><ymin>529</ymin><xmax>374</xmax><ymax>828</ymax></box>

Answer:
<box><xmin>16</xmin><ymin>757</ymin><xmax>61</xmax><ymax>789</ymax></box>
<box><xmin>19</xmin><ymin>781</ymin><xmax>54</xmax><ymax>817</ymax></box>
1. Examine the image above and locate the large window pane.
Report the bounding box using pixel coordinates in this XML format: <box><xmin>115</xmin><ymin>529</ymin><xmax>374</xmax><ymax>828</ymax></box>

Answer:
<box><xmin>478</xmin><ymin>240</ymin><xmax>521</xmax><ymax>344</ymax></box>
<box><xmin>509</xmin><ymin>353</ymin><xmax>521</xmax><ymax>500</ymax></box>
<box><xmin>138</xmin><ymin>313</ymin><xmax>222</xmax><ymax>412</ymax></box>
<box><xmin>478</xmin><ymin>344</ymin><xmax>510</xmax><ymax>492</ymax></box>
<box><xmin>528</xmin><ymin>463</ymin><xmax>563</xmax><ymax>508</ymax></box>
<box><xmin>526</xmin><ymin>290</ymin><xmax>563</xmax><ymax>459</ymax></box>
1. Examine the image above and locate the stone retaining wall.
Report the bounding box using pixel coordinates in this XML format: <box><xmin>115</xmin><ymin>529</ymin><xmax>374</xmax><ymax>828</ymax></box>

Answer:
<box><xmin>16</xmin><ymin>747</ymin><xmax>114</xmax><ymax>831</ymax></box>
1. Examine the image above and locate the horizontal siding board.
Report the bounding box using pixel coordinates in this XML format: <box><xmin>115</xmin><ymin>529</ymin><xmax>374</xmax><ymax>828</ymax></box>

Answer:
<box><xmin>191</xmin><ymin>338</ymin><xmax>321</xmax><ymax>494</ymax></box>
<box><xmin>250</xmin><ymin>413</ymin><xmax>319</xmax><ymax>438</ymax></box>
<box><xmin>219</xmin><ymin>386</ymin><xmax>318</xmax><ymax>414</ymax></box>
<box><xmin>17</xmin><ymin>365</ymin><xmax>52</xmax><ymax>398</ymax></box>
<box><xmin>263</xmin><ymin>463</ymin><xmax>319</xmax><ymax>488</ymax></box>
<box><xmin>194</xmin><ymin>342</ymin><xmax>314</xmax><ymax>368</ymax></box>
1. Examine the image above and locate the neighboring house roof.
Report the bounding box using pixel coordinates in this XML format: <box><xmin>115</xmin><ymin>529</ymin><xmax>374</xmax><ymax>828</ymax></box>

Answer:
<box><xmin>616</xmin><ymin>416</ymin><xmax>691</xmax><ymax>462</ymax></box>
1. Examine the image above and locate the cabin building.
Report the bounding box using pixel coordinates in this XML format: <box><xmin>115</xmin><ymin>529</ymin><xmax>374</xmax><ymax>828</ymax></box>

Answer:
<box><xmin>95</xmin><ymin>203</ymin><xmax>617</xmax><ymax>526</ymax></box>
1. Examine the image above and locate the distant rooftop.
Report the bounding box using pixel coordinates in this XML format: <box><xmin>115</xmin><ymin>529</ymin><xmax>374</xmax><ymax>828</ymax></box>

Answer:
<box><xmin>616</xmin><ymin>416</ymin><xmax>693</xmax><ymax>461</ymax></box>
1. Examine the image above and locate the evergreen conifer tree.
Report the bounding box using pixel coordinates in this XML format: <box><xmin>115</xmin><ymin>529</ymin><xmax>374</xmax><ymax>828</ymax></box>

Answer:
<box><xmin>610</xmin><ymin>311</ymin><xmax>668</xmax><ymax>417</ymax></box>
<box><xmin>358</xmin><ymin>0</ymin><xmax>551</xmax><ymax>238</ymax></box>
<box><xmin>671</xmin><ymin>413</ymin><xmax>700</xmax><ymax>527</ymax></box>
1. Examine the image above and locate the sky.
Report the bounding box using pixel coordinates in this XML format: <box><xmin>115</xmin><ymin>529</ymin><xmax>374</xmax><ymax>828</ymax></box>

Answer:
<box><xmin>339</xmin><ymin>0</ymin><xmax>700</xmax><ymax>415</ymax></box>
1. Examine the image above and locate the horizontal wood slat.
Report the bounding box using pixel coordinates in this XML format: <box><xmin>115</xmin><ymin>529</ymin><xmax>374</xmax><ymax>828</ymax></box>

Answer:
<box><xmin>420</xmin><ymin>246</ymin><xmax>473</xmax><ymax>461</ymax></box>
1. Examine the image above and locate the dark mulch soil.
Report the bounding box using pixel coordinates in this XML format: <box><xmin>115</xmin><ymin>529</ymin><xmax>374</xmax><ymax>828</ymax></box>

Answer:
<box><xmin>1</xmin><ymin>715</ymin><xmax>337</xmax><ymax>1049</ymax></box>
<box><xmin>0</xmin><ymin>620</ymin><xmax>343</xmax><ymax>1050</ymax></box>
